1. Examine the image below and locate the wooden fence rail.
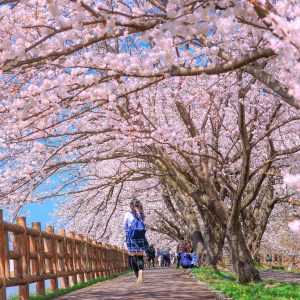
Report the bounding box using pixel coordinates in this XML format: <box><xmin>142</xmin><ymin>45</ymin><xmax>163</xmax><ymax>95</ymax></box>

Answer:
<box><xmin>220</xmin><ymin>254</ymin><xmax>300</xmax><ymax>271</ymax></box>
<box><xmin>260</xmin><ymin>252</ymin><xmax>300</xmax><ymax>271</ymax></box>
<box><xmin>0</xmin><ymin>209</ymin><xmax>129</xmax><ymax>300</ymax></box>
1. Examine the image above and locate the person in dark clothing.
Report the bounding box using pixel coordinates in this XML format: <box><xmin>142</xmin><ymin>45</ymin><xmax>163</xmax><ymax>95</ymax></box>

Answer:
<box><xmin>146</xmin><ymin>244</ymin><xmax>156</xmax><ymax>267</ymax></box>
<box><xmin>162</xmin><ymin>249</ymin><xmax>171</xmax><ymax>267</ymax></box>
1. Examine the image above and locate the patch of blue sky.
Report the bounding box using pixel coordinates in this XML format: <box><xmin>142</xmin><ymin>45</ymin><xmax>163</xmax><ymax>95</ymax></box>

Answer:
<box><xmin>85</xmin><ymin>68</ymin><xmax>99</xmax><ymax>75</ymax></box>
<box><xmin>19</xmin><ymin>199</ymin><xmax>59</xmax><ymax>229</ymax></box>
<box><xmin>195</xmin><ymin>55</ymin><xmax>209</xmax><ymax>67</ymax></box>
<box><xmin>34</xmin><ymin>172</ymin><xmax>78</xmax><ymax>200</ymax></box>
<box><xmin>121</xmin><ymin>33</ymin><xmax>150</xmax><ymax>51</ymax></box>
<box><xmin>65</xmin><ymin>39</ymin><xmax>74</xmax><ymax>46</ymax></box>
<box><xmin>146</xmin><ymin>7</ymin><xmax>164</xmax><ymax>14</ymax></box>
<box><xmin>138</xmin><ymin>41</ymin><xmax>151</xmax><ymax>48</ymax></box>
<box><xmin>16</xmin><ymin>168</ymin><xmax>85</xmax><ymax>229</ymax></box>
<box><xmin>65</xmin><ymin>66</ymin><xmax>100</xmax><ymax>75</ymax></box>
<box><xmin>65</xmin><ymin>67</ymin><xmax>72</xmax><ymax>73</ymax></box>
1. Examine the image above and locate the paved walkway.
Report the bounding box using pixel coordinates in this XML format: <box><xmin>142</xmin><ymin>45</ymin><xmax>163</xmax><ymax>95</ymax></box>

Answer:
<box><xmin>56</xmin><ymin>268</ymin><xmax>217</xmax><ymax>300</ymax></box>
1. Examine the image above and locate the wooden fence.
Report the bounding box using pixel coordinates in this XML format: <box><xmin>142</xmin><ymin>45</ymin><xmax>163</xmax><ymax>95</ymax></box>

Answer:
<box><xmin>260</xmin><ymin>252</ymin><xmax>300</xmax><ymax>270</ymax></box>
<box><xmin>0</xmin><ymin>209</ymin><xmax>129</xmax><ymax>300</ymax></box>
<box><xmin>220</xmin><ymin>254</ymin><xmax>300</xmax><ymax>271</ymax></box>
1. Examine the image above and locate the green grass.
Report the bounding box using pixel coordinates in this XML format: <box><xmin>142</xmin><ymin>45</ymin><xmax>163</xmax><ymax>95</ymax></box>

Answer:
<box><xmin>8</xmin><ymin>271</ymin><xmax>130</xmax><ymax>300</ymax></box>
<box><xmin>192</xmin><ymin>266</ymin><xmax>300</xmax><ymax>300</ymax></box>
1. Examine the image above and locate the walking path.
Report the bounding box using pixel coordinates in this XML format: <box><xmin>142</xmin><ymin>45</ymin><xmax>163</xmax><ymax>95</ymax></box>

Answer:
<box><xmin>56</xmin><ymin>268</ymin><xmax>217</xmax><ymax>300</ymax></box>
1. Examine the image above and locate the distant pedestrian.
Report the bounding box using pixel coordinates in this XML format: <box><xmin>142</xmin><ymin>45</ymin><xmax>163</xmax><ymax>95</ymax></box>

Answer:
<box><xmin>162</xmin><ymin>249</ymin><xmax>171</xmax><ymax>267</ymax></box>
<box><xmin>171</xmin><ymin>252</ymin><xmax>176</xmax><ymax>265</ymax></box>
<box><xmin>180</xmin><ymin>252</ymin><xmax>192</xmax><ymax>269</ymax></box>
<box><xmin>123</xmin><ymin>199</ymin><xmax>149</xmax><ymax>284</ymax></box>
<box><xmin>176</xmin><ymin>237</ymin><xmax>191</xmax><ymax>268</ymax></box>
<box><xmin>191</xmin><ymin>249</ymin><xmax>199</xmax><ymax>267</ymax></box>
<box><xmin>157</xmin><ymin>249</ymin><xmax>162</xmax><ymax>267</ymax></box>
<box><xmin>146</xmin><ymin>244</ymin><xmax>156</xmax><ymax>267</ymax></box>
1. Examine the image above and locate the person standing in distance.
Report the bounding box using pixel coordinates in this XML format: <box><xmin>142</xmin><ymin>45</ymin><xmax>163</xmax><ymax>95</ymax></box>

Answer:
<box><xmin>123</xmin><ymin>199</ymin><xmax>149</xmax><ymax>284</ymax></box>
<box><xmin>176</xmin><ymin>236</ymin><xmax>191</xmax><ymax>268</ymax></box>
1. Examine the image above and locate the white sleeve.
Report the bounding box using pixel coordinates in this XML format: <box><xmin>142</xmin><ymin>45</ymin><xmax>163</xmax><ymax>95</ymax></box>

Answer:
<box><xmin>123</xmin><ymin>212</ymin><xmax>131</xmax><ymax>230</ymax></box>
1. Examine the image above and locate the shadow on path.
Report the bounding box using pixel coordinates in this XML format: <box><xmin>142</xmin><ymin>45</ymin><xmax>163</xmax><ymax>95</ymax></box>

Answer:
<box><xmin>56</xmin><ymin>268</ymin><xmax>216</xmax><ymax>300</ymax></box>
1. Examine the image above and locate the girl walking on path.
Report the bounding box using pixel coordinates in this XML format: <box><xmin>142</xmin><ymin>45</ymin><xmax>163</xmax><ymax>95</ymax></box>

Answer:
<box><xmin>123</xmin><ymin>199</ymin><xmax>149</xmax><ymax>284</ymax></box>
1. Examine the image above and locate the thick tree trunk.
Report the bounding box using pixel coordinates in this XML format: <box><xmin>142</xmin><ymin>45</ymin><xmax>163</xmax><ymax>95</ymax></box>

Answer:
<box><xmin>160</xmin><ymin>175</ymin><xmax>226</xmax><ymax>267</ymax></box>
<box><xmin>227</xmin><ymin>223</ymin><xmax>261</xmax><ymax>283</ymax></box>
<box><xmin>188</xmin><ymin>224</ymin><xmax>223</xmax><ymax>268</ymax></box>
<box><xmin>172</xmin><ymin>195</ymin><xmax>223</xmax><ymax>267</ymax></box>
<box><xmin>247</xmin><ymin>233</ymin><xmax>262</xmax><ymax>262</ymax></box>
<box><xmin>196</xmin><ymin>203</ymin><xmax>225</xmax><ymax>267</ymax></box>
<box><xmin>184</xmin><ymin>209</ymin><xmax>207</xmax><ymax>263</ymax></box>
<box><xmin>242</xmin><ymin>211</ymin><xmax>264</xmax><ymax>262</ymax></box>
<box><xmin>242</xmin><ymin>187</ymin><xmax>276</xmax><ymax>262</ymax></box>
<box><xmin>190</xmin><ymin>229</ymin><xmax>207</xmax><ymax>263</ymax></box>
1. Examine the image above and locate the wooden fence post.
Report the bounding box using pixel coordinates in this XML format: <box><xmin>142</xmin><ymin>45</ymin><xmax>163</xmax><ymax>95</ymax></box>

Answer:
<box><xmin>109</xmin><ymin>245</ymin><xmax>113</xmax><ymax>276</ymax></box>
<box><xmin>67</xmin><ymin>232</ymin><xmax>78</xmax><ymax>286</ymax></box>
<box><xmin>101</xmin><ymin>243</ymin><xmax>106</xmax><ymax>277</ymax></box>
<box><xmin>116</xmin><ymin>246</ymin><xmax>119</xmax><ymax>273</ymax></box>
<box><xmin>97</xmin><ymin>242</ymin><xmax>103</xmax><ymax>278</ymax></box>
<box><xmin>77</xmin><ymin>234</ymin><xmax>85</xmax><ymax>283</ymax></box>
<box><xmin>0</xmin><ymin>210</ymin><xmax>6</xmax><ymax>300</ymax></box>
<box><xmin>97</xmin><ymin>242</ymin><xmax>102</xmax><ymax>278</ymax></box>
<box><xmin>111</xmin><ymin>246</ymin><xmax>115</xmax><ymax>274</ymax></box>
<box><xmin>16</xmin><ymin>216</ymin><xmax>29</xmax><ymax>300</ymax></box>
<box><xmin>3</xmin><ymin>226</ymin><xmax>9</xmax><ymax>289</ymax></box>
<box><xmin>118</xmin><ymin>247</ymin><xmax>121</xmax><ymax>273</ymax></box>
<box><xmin>92</xmin><ymin>241</ymin><xmax>99</xmax><ymax>278</ymax></box>
<box><xmin>58</xmin><ymin>229</ymin><xmax>69</xmax><ymax>289</ymax></box>
<box><xmin>105</xmin><ymin>244</ymin><xmax>110</xmax><ymax>276</ymax></box>
<box><xmin>12</xmin><ymin>224</ymin><xmax>21</xmax><ymax>278</ymax></box>
<box><xmin>32</xmin><ymin>222</ymin><xmax>45</xmax><ymax>295</ymax></box>
<box><xmin>90</xmin><ymin>240</ymin><xmax>95</xmax><ymax>280</ymax></box>
<box><xmin>106</xmin><ymin>244</ymin><xmax>110</xmax><ymax>277</ymax></box>
<box><xmin>117</xmin><ymin>247</ymin><xmax>121</xmax><ymax>273</ymax></box>
<box><xmin>83</xmin><ymin>236</ymin><xmax>90</xmax><ymax>282</ymax></box>
<box><xmin>46</xmin><ymin>226</ymin><xmax>58</xmax><ymax>292</ymax></box>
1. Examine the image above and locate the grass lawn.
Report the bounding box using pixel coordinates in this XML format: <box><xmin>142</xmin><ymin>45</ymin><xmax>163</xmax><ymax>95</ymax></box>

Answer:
<box><xmin>8</xmin><ymin>271</ymin><xmax>130</xmax><ymax>300</ymax></box>
<box><xmin>192</xmin><ymin>267</ymin><xmax>300</xmax><ymax>300</ymax></box>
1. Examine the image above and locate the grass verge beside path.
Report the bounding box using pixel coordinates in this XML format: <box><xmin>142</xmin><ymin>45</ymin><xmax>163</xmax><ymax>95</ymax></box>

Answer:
<box><xmin>8</xmin><ymin>271</ymin><xmax>130</xmax><ymax>300</ymax></box>
<box><xmin>192</xmin><ymin>267</ymin><xmax>300</xmax><ymax>300</ymax></box>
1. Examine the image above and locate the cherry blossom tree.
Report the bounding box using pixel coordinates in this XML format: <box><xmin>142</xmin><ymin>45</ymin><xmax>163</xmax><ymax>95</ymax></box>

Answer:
<box><xmin>1</xmin><ymin>72</ymin><xmax>299</xmax><ymax>281</ymax></box>
<box><xmin>1</xmin><ymin>1</ymin><xmax>300</xmax><ymax>109</ymax></box>
<box><xmin>261</xmin><ymin>201</ymin><xmax>300</xmax><ymax>258</ymax></box>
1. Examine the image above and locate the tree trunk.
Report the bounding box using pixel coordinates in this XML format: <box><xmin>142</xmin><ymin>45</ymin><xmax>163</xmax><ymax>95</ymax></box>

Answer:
<box><xmin>173</xmin><ymin>198</ymin><xmax>221</xmax><ymax>267</ymax></box>
<box><xmin>247</xmin><ymin>233</ymin><xmax>262</xmax><ymax>262</ymax></box>
<box><xmin>242</xmin><ymin>187</ymin><xmax>276</xmax><ymax>262</ymax></box>
<box><xmin>227</xmin><ymin>223</ymin><xmax>261</xmax><ymax>283</ymax></box>
<box><xmin>190</xmin><ymin>229</ymin><xmax>206</xmax><ymax>263</ymax></box>
<box><xmin>196</xmin><ymin>203</ymin><xmax>225</xmax><ymax>267</ymax></box>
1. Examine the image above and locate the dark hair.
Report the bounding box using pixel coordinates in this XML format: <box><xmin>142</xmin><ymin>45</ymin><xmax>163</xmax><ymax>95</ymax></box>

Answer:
<box><xmin>130</xmin><ymin>198</ymin><xmax>145</xmax><ymax>220</ymax></box>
